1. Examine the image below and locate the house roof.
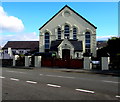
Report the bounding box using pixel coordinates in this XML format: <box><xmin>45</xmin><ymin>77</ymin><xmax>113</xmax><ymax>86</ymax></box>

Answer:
<box><xmin>97</xmin><ymin>41</ymin><xmax>108</xmax><ymax>49</ymax></box>
<box><xmin>2</xmin><ymin>41</ymin><xmax>39</xmax><ymax>51</ymax></box>
<box><xmin>50</xmin><ymin>40</ymin><xmax>83</xmax><ymax>51</ymax></box>
<box><xmin>39</xmin><ymin>5</ymin><xmax>97</xmax><ymax>30</ymax></box>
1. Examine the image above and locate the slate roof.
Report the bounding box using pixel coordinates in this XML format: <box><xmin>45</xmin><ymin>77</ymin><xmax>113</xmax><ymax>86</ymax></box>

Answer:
<box><xmin>97</xmin><ymin>41</ymin><xmax>108</xmax><ymax>49</ymax></box>
<box><xmin>50</xmin><ymin>40</ymin><xmax>62</xmax><ymax>51</ymax></box>
<box><xmin>39</xmin><ymin>5</ymin><xmax>97</xmax><ymax>30</ymax></box>
<box><xmin>2</xmin><ymin>41</ymin><xmax>39</xmax><ymax>51</ymax></box>
<box><xmin>50</xmin><ymin>40</ymin><xmax>83</xmax><ymax>51</ymax></box>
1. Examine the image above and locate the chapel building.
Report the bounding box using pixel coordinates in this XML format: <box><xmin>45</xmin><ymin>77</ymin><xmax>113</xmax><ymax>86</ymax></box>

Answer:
<box><xmin>39</xmin><ymin>5</ymin><xmax>97</xmax><ymax>59</ymax></box>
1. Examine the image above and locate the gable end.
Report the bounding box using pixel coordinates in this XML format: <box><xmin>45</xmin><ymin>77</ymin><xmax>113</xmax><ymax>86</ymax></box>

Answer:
<box><xmin>39</xmin><ymin>5</ymin><xmax>97</xmax><ymax>30</ymax></box>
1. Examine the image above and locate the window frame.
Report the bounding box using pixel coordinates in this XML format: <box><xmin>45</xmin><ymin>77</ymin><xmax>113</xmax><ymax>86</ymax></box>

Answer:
<box><xmin>64</xmin><ymin>25</ymin><xmax>70</xmax><ymax>39</ymax></box>
<box><xmin>44</xmin><ymin>32</ymin><xmax>50</xmax><ymax>49</ymax></box>
<box><xmin>57</xmin><ymin>27</ymin><xmax>61</xmax><ymax>39</ymax></box>
<box><xmin>73</xmin><ymin>27</ymin><xmax>77</xmax><ymax>40</ymax></box>
<box><xmin>85</xmin><ymin>31</ymin><xmax>91</xmax><ymax>53</ymax></box>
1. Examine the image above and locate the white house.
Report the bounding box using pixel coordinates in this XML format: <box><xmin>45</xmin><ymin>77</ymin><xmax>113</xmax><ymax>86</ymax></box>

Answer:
<box><xmin>2</xmin><ymin>41</ymin><xmax>39</xmax><ymax>59</ymax></box>
<box><xmin>39</xmin><ymin>5</ymin><xmax>97</xmax><ymax>59</ymax></box>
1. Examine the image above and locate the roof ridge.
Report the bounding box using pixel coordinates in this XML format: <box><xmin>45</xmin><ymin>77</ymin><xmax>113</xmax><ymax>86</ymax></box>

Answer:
<box><xmin>2</xmin><ymin>41</ymin><xmax>39</xmax><ymax>49</ymax></box>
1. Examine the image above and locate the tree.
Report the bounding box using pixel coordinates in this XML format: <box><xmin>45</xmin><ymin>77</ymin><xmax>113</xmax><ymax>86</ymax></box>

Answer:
<box><xmin>106</xmin><ymin>37</ymin><xmax>120</xmax><ymax>69</ymax></box>
<box><xmin>97</xmin><ymin>47</ymin><xmax>109</xmax><ymax>57</ymax></box>
<box><xmin>97</xmin><ymin>37</ymin><xmax>120</xmax><ymax>69</ymax></box>
<box><xmin>107</xmin><ymin>37</ymin><xmax>120</xmax><ymax>56</ymax></box>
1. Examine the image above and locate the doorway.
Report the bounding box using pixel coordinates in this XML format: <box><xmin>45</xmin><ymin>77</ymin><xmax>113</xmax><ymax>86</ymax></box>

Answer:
<box><xmin>62</xmin><ymin>49</ymin><xmax>70</xmax><ymax>60</ymax></box>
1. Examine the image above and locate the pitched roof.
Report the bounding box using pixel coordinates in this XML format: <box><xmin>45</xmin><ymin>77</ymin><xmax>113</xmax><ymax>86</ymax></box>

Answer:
<box><xmin>50</xmin><ymin>40</ymin><xmax>62</xmax><ymax>51</ymax></box>
<box><xmin>50</xmin><ymin>40</ymin><xmax>83</xmax><ymax>51</ymax></box>
<box><xmin>39</xmin><ymin>5</ymin><xmax>97</xmax><ymax>30</ymax></box>
<box><xmin>97</xmin><ymin>41</ymin><xmax>108</xmax><ymax>49</ymax></box>
<box><xmin>2</xmin><ymin>41</ymin><xmax>39</xmax><ymax>51</ymax></box>
<box><xmin>70</xmin><ymin>40</ymin><xmax>83</xmax><ymax>51</ymax></box>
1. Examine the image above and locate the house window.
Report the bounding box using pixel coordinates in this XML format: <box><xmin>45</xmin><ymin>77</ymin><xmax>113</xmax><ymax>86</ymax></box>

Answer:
<box><xmin>64</xmin><ymin>25</ymin><xmax>70</xmax><ymax>39</ymax></box>
<box><xmin>12</xmin><ymin>51</ymin><xmax>16</xmax><ymax>53</ymax></box>
<box><xmin>85</xmin><ymin>32</ymin><xmax>91</xmax><ymax>53</ymax></box>
<box><xmin>76</xmin><ymin>53</ymin><xmax>79</xmax><ymax>58</ymax></box>
<box><xmin>19</xmin><ymin>51</ymin><xmax>23</xmax><ymax>53</ymax></box>
<box><xmin>58</xmin><ymin>28</ymin><xmax>61</xmax><ymax>39</ymax></box>
<box><xmin>45</xmin><ymin>32</ymin><xmax>50</xmax><ymax>50</ymax></box>
<box><xmin>73</xmin><ymin>27</ymin><xmax>77</xmax><ymax>40</ymax></box>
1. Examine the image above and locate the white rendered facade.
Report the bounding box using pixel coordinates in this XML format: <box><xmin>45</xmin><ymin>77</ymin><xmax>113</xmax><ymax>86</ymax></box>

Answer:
<box><xmin>39</xmin><ymin>5</ymin><xmax>97</xmax><ymax>58</ymax></box>
<box><xmin>2</xmin><ymin>49</ymin><xmax>30</xmax><ymax>59</ymax></box>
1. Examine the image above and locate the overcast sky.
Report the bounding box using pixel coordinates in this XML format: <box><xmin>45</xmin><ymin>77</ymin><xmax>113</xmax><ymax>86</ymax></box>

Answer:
<box><xmin>0</xmin><ymin>2</ymin><xmax>118</xmax><ymax>46</ymax></box>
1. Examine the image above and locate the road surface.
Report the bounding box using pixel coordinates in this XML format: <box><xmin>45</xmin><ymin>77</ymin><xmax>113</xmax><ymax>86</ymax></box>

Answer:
<box><xmin>1</xmin><ymin>67</ymin><xmax>120</xmax><ymax>100</ymax></box>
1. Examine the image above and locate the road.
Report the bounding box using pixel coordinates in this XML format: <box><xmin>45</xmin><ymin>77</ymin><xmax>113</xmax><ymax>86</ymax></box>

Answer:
<box><xmin>1</xmin><ymin>67</ymin><xmax>120</xmax><ymax>100</ymax></box>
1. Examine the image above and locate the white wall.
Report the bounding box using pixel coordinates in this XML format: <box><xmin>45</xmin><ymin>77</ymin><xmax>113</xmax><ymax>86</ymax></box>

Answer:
<box><xmin>74</xmin><ymin>52</ymin><xmax>83</xmax><ymax>59</ymax></box>
<box><xmin>0</xmin><ymin>52</ymin><xmax>3</xmax><ymax>59</ymax></box>
<box><xmin>2</xmin><ymin>49</ymin><xmax>30</xmax><ymax>59</ymax></box>
<box><xmin>39</xmin><ymin>6</ymin><xmax>96</xmax><ymax>57</ymax></box>
<box><xmin>101</xmin><ymin>57</ymin><xmax>110</xmax><ymax>70</ymax></box>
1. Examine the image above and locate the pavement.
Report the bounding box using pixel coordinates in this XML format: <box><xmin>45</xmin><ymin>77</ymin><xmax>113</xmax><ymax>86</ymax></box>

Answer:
<box><xmin>56</xmin><ymin>68</ymin><xmax>120</xmax><ymax>77</ymax></box>
<box><xmin>5</xmin><ymin>66</ymin><xmax>120</xmax><ymax>77</ymax></box>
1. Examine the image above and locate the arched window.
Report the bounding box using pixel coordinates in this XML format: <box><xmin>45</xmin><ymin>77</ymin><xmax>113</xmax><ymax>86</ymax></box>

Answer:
<box><xmin>45</xmin><ymin>32</ymin><xmax>50</xmax><ymax>50</ymax></box>
<box><xmin>73</xmin><ymin>27</ymin><xmax>77</xmax><ymax>40</ymax></box>
<box><xmin>57</xmin><ymin>28</ymin><xmax>61</xmax><ymax>39</ymax></box>
<box><xmin>64</xmin><ymin>25</ymin><xmax>70</xmax><ymax>39</ymax></box>
<box><xmin>85</xmin><ymin>32</ymin><xmax>91</xmax><ymax>53</ymax></box>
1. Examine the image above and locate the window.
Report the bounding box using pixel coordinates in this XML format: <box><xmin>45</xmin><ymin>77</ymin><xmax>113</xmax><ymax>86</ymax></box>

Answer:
<box><xmin>73</xmin><ymin>27</ymin><xmax>77</xmax><ymax>40</ymax></box>
<box><xmin>19</xmin><ymin>51</ymin><xmax>23</xmax><ymax>53</ymax></box>
<box><xmin>85</xmin><ymin>32</ymin><xmax>91</xmax><ymax>53</ymax></box>
<box><xmin>85</xmin><ymin>39</ymin><xmax>90</xmax><ymax>43</ymax></box>
<box><xmin>12</xmin><ymin>51</ymin><xmax>16</xmax><ymax>54</ymax></box>
<box><xmin>85</xmin><ymin>34</ymin><xmax>90</xmax><ymax>38</ymax></box>
<box><xmin>76</xmin><ymin>53</ymin><xmax>79</xmax><ymax>58</ymax></box>
<box><xmin>58</xmin><ymin>28</ymin><xmax>61</xmax><ymax>39</ymax></box>
<box><xmin>85</xmin><ymin>44</ymin><xmax>90</xmax><ymax>48</ymax></box>
<box><xmin>64</xmin><ymin>25</ymin><xmax>70</xmax><ymax>39</ymax></box>
<box><xmin>45</xmin><ymin>32</ymin><xmax>50</xmax><ymax>49</ymax></box>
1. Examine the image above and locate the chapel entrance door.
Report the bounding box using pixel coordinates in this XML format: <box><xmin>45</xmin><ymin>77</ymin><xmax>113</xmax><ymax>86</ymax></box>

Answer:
<box><xmin>62</xmin><ymin>49</ymin><xmax>70</xmax><ymax>60</ymax></box>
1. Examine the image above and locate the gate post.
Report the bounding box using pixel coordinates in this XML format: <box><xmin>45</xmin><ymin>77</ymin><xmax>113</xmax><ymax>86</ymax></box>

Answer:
<box><xmin>25</xmin><ymin>56</ymin><xmax>31</xmax><ymax>67</ymax></box>
<box><xmin>35</xmin><ymin>56</ymin><xmax>41</xmax><ymax>68</ymax></box>
<box><xmin>84</xmin><ymin>57</ymin><xmax>92</xmax><ymax>70</ymax></box>
<box><xmin>101</xmin><ymin>57</ymin><xmax>110</xmax><ymax>70</ymax></box>
<box><xmin>13</xmin><ymin>56</ymin><xmax>15</xmax><ymax>66</ymax></box>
